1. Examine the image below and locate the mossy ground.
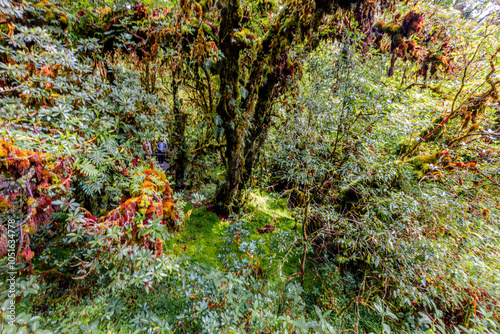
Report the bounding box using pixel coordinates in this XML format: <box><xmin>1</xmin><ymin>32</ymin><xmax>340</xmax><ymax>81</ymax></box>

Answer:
<box><xmin>164</xmin><ymin>204</ymin><xmax>228</xmax><ymax>268</ymax></box>
<box><xmin>164</xmin><ymin>190</ymin><xmax>300</xmax><ymax>278</ymax></box>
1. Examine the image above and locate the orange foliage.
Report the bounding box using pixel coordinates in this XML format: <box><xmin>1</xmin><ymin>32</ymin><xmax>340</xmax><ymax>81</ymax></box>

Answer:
<box><xmin>0</xmin><ymin>139</ymin><xmax>71</xmax><ymax>261</ymax></box>
<box><xmin>92</xmin><ymin>168</ymin><xmax>179</xmax><ymax>257</ymax></box>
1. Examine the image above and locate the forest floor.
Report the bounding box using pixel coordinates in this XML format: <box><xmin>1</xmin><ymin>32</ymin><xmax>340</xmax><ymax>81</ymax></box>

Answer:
<box><xmin>165</xmin><ymin>191</ymin><xmax>299</xmax><ymax>276</ymax></box>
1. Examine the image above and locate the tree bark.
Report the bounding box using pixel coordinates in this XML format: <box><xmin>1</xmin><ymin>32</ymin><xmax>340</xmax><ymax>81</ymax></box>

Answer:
<box><xmin>240</xmin><ymin>72</ymin><xmax>279</xmax><ymax>193</ymax></box>
<box><xmin>214</xmin><ymin>1</ymin><xmax>328</xmax><ymax>213</ymax></box>
<box><xmin>213</xmin><ymin>0</ymin><xmax>245</xmax><ymax>214</ymax></box>
<box><xmin>172</xmin><ymin>67</ymin><xmax>189</xmax><ymax>188</ymax></box>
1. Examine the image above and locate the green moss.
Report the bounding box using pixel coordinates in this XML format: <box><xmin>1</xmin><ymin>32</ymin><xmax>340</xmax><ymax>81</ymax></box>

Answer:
<box><xmin>58</xmin><ymin>12</ymin><xmax>68</xmax><ymax>27</ymax></box>
<box><xmin>467</xmin><ymin>122</ymin><xmax>479</xmax><ymax>133</ymax></box>
<box><xmin>374</xmin><ymin>20</ymin><xmax>385</xmax><ymax>30</ymax></box>
<box><xmin>243</xmin><ymin>191</ymin><xmax>300</xmax><ymax>280</ymax></box>
<box><xmin>201</xmin><ymin>22</ymin><xmax>217</xmax><ymax>41</ymax></box>
<box><xmin>233</xmin><ymin>28</ymin><xmax>255</xmax><ymax>47</ymax></box>
<box><xmin>235</xmin><ymin>5</ymin><xmax>244</xmax><ymax>22</ymax></box>
<box><xmin>245</xmin><ymin>190</ymin><xmax>294</xmax><ymax>223</ymax></box>
<box><xmin>199</xmin><ymin>0</ymin><xmax>213</xmax><ymax>11</ymax></box>
<box><xmin>382</xmin><ymin>22</ymin><xmax>401</xmax><ymax>35</ymax></box>
<box><xmin>164</xmin><ymin>191</ymin><xmax>299</xmax><ymax>279</ymax></box>
<box><xmin>34</xmin><ymin>0</ymin><xmax>49</xmax><ymax>9</ymax></box>
<box><xmin>45</xmin><ymin>10</ymin><xmax>56</xmax><ymax>22</ymax></box>
<box><xmin>164</xmin><ymin>205</ymin><xmax>228</xmax><ymax>268</ymax></box>
<box><xmin>405</xmin><ymin>151</ymin><xmax>445</xmax><ymax>177</ymax></box>
<box><xmin>281</xmin><ymin>16</ymin><xmax>298</xmax><ymax>31</ymax></box>
<box><xmin>407</xmin><ymin>151</ymin><xmax>440</xmax><ymax>168</ymax></box>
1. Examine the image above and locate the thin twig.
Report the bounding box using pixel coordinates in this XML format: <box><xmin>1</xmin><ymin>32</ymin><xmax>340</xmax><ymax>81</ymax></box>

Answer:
<box><xmin>0</xmin><ymin>85</ymin><xmax>23</xmax><ymax>94</ymax></box>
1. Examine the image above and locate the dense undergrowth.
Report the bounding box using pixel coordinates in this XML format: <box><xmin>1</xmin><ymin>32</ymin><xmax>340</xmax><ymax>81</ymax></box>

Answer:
<box><xmin>6</xmin><ymin>195</ymin><xmax>386</xmax><ymax>333</ymax></box>
<box><xmin>1</xmin><ymin>0</ymin><xmax>500</xmax><ymax>333</ymax></box>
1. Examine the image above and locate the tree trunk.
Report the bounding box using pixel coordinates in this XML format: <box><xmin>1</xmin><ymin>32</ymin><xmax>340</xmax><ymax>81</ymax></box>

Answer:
<box><xmin>213</xmin><ymin>0</ymin><xmax>244</xmax><ymax>214</ymax></box>
<box><xmin>172</xmin><ymin>68</ymin><xmax>189</xmax><ymax>188</ymax></box>
<box><xmin>213</xmin><ymin>0</ymin><xmax>330</xmax><ymax>213</ymax></box>
<box><xmin>240</xmin><ymin>72</ymin><xmax>279</xmax><ymax>193</ymax></box>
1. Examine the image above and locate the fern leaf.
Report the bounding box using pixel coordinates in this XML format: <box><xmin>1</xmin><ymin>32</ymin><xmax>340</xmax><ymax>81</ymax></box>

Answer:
<box><xmin>77</xmin><ymin>158</ymin><xmax>99</xmax><ymax>178</ymax></box>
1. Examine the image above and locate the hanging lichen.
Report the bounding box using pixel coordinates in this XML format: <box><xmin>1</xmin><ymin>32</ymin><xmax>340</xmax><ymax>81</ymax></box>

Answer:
<box><xmin>371</xmin><ymin>10</ymin><xmax>453</xmax><ymax>78</ymax></box>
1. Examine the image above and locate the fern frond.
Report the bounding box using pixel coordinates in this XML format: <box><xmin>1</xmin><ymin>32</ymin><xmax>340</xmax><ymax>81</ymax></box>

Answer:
<box><xmin>102</xmin><ymin>138</ymin><xmax>118</xmax><ymax>156</ymax></box>
<box><xmin>76</xmin><ymin>158</ymin><xmax>99</xmax><ymax>178</ymax></box>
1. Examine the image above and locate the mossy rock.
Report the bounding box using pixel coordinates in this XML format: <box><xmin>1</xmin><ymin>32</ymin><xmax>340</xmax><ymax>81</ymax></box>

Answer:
<box><xmin>407</xmin><ymin>151</ymin><xmax>440</xmax><ymax>168</ymax></box>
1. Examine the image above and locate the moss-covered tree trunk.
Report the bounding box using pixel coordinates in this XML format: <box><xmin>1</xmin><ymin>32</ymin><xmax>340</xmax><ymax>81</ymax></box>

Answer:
<box><xmin>172</xmin><ymin>67</ymin><xmax>189</xmax><ymax>188</ymax></box>
<box><xmin>240</xmin><ymin>73</ymin><xmax>278</xmax><ymax>192</ymax></box>
<box><xmin>214</xmin><ymin>0</ymin><xmax>329</xmax><ymax>213</ymax></box>
<box><xmin>213</xmin><ymin>0</ymin><xmax>245</xmax><ymax>214</ymax></box>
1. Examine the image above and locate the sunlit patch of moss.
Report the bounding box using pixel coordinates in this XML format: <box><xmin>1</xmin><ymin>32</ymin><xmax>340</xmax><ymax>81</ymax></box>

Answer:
<box><xmin>407</xmin><ymin>151</ymin><xmax>440</xmax><ymax>168</ymax></box>
<box><xmin>163</xmin><ymin>191</ymin><xmax>300</xmax><ymax>281</ymax></box>
<box><xmin>244</xmin><ymin>191</ymin><xmax>302</xmax><ymax>280</ymax></box>
<box><xmin>164</xmin><ymin>204</ymin><xmax>228</xmax><ymax>268</ymax></box>
<box><xmin>247</xmin><ymin>191</ymin><xmax>294</xmax><ymax>223</ymax></box>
